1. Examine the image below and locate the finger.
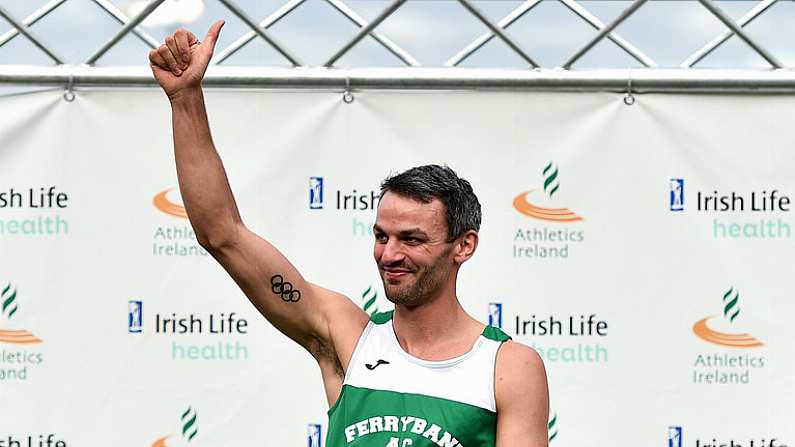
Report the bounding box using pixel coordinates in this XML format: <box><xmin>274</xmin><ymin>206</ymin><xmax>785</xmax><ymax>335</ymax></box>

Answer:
<box><xmin>187</xmin><ymin>31</ymin><xmax>198</xmax><ymax>47</ymax></box>
<box><xmin>164</xmin><ymin>35</ymin><xmax>183</xmax><ymax>69</ymax></box>
<box><xmin>174</xmin><ymin>29</ymin><xmax>190</xmax><ymax>67</ymax></box>
<box><xmin>158</xmin><ymin>45</ymin><xmax>182</xmax><ymax>76</ymax></box>
<box><xmin>149</xmin><ymin>62</ymin><xmax>170</xmax><ymax>80</ymax></box>
<box><xmin>203</xmin><ymin>20</ymin><xmax>225</xmax><ymax>52</ymax></box>
<box><xmin>148</xmin><ymin>49</ymin><xmax>169</xmax><ymax>72</ymax></box>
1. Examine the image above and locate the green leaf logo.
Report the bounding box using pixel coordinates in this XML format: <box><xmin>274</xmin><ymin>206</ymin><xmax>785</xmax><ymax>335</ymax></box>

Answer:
<box><xmin>723</xmin><ymin>287</ymin><xmax>740</xmax><ymax>323</ymax></box>
<box><xmin>543</xmin><ymin>162</ymin><xmax>560</xmax><ymax>197</ymax></box>
<box><xmin>1</xmin><ymin>283</ymin><xmax>18</xmax><ymax>319</ymax></box>
<box><xmin>361</xmin><ymin>285</ymin><xmax>379</xmax><ymax>316</ymax></box>
<box><xmin>548</xmin><ymin>412</ymin><xmax>558</xmax><ymax>442</ymax></box>
<box><xmin>181</xmin><ymin>406</ymin><xmax>198</xmax><ymax>442</ymax></box>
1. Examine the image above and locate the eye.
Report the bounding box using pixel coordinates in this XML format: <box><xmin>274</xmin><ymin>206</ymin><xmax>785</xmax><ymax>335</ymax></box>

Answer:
<box><xmin>405</xmin><ymin>237</ymin><xmax>422</xmax><ymax>244</ymax></box>
<box><xmin>374</xmin><ymin>233</ymin><xmax>388</xmax><ymax>243</ymax></box>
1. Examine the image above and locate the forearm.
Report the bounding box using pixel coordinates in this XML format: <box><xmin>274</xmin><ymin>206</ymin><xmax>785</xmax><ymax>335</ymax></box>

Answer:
<box><xmin>169</xmin><ymin>87</ymin><xmax>242</xmax><ymax>247</ymax></box>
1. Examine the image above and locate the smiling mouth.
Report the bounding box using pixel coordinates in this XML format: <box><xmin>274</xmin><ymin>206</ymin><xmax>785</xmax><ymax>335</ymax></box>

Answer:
<box><xmin>382</xmin><ymin>269</ymin><xmax>413</xmax><ymax>280</ymax></box>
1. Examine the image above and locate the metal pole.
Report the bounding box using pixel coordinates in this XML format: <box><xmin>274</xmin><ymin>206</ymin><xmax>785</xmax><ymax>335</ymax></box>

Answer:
<box><xmin>457</xmin><ymin>0</ymin><xmax>538</xmax><ymax>68</ymax></box>
<box><xmin>3</xmin><ymin>66</ymin><xmax>795</xmax><ymax>93</ymax></box>
<box><xmin>324</xmin><ymin>0</ymin><xmax>407</xmax><ymax>67</ymax></box>
<box><xmin>213</xmin><ymin>0</ymin><xmax>306</xmax><ymax>65</ymax></box>
<box><xmin>681</xmin><ymin>0</ymin><xmax>778</xmax><ymax>68</ymax></box>
<box><xmin>561</xmin><ymin>0</ymin><xmax>649</xmax><ymax>69</ymax></box>
<box><xmin>559</xmin><ymin>0</ymin><xmax>656</xmax><ymax>68</ymax></box>
<box><xmin>85</xmin><ymin>0</ymin><xmax>166</xmax><ymax>65</ymax></box>
<box><xmin>0</xmin><ymin>5</ymin><xmax>64</xmax><ymax>64</ymax></box>
<box><xmin>91</xmin><ymin>0</ymin><xmax>160</xmax><ymax>49</ymax></box>
<box><xmin>326</xmin><ymin>0</ymin><xmax>419</xmax><ymax>67</ymax></box>
<box><xmin>446</xmin><ymin>0</ymin><xmax>542</xmax><ymax>67</ymax></box>
<box><xmin>0</xmin><ymin>0</ymin><xmax>67</xmax><ymax>49</ymax></box>
<box><xmin>217</xmin><ymin>0</ymin><xmax>303</xmax><ymax>67</ymax></box>
<box><xmin>696</xmin><ymin>0</ymin><xmax>782</xmax><ymax>69</ymax></box>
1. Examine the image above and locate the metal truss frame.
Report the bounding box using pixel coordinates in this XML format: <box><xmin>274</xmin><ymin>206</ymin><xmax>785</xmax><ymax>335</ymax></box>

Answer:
<box><xmin>0</xmin><ymin>0</ymin><xmax>794</xmax><ymax>92</ymax></box>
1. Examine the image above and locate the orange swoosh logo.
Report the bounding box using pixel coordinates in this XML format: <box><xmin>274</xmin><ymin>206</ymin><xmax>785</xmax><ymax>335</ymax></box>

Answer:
<box><xmin>513</xmin><ymin>191</ymin><xmax>583</xmax><ymax>222</ymax></box>
<box><xmin>693</xmin><ymin>316</ymin><xmax>763</xmax><ymax>348</ymax></box>
<box><xmin>0</xmin><ymin>328</ymin><xmax>42</xmax><ymax>344</ymax></box>
<box><xmin>153</xmin><ymin>189</ymin><xmax>188</xmax><ymax>219</ymax></box>
<box><xmin>151</xmin><ymin>435</ymin><xmax>171</xmax><ymax>447</ymax></box>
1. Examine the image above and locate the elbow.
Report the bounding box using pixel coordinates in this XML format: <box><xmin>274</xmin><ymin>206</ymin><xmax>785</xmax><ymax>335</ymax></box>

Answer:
<box><xmin>195</xmin><ymin>233</ymin><xmax>215</xmax><ymax>251</ymax></box>
<box><xmin>195</xmin><ymin>224</ymin><xmax>241</xmax><ymax>253</ymax></box>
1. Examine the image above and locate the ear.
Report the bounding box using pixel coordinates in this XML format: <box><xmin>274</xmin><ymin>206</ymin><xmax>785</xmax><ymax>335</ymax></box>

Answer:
<box><xmin>453</xmin><ymin>230</ymin><xmax>479</xmax><ymax>265</ymax></box>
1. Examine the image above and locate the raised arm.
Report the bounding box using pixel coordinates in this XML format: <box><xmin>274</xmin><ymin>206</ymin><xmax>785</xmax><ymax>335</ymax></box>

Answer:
<box><xmin>147</xmin><ymin>22</ymin><xmax>368</xmax><ymax>378</ymax></box>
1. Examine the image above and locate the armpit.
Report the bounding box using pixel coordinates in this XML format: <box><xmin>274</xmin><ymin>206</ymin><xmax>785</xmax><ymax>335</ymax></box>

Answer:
<box><xmin>307</xmin><ymin>334</ymin><xmax>344</xmax><ymax>380</ymax></box>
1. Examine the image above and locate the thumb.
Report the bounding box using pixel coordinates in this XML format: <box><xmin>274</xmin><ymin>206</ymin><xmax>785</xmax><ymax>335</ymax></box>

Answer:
<box><xmin>203</xmin><ymin>20</ymin><xmax>225</xmax><ymax>53</ymax></box>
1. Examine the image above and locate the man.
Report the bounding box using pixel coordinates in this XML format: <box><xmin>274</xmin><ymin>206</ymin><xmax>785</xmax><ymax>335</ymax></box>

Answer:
<box><xmin>148</xmin><ymin>21</ymin><xmax>549</xmax><ymax>446</ymax></box>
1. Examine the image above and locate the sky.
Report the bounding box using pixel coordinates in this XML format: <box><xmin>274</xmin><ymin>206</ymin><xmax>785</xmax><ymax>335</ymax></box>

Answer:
<box><xmin>0</xmin><ymin>0</ymin><xmax>793</xmax><ymax>70</ymax></box>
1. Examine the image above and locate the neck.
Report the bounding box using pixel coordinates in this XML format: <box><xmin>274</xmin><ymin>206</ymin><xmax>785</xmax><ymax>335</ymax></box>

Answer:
<box><xmin>391</xmin><ymin>281</ymin><xmax>483</xmax><ymax>360</ymax></box>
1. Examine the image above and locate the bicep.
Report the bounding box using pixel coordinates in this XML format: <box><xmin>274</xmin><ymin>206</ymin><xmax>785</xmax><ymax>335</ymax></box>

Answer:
<box><xmin>208</xmin><ymin>224</ymin><xmax>365</xmax><ymax>355</ymax></box>
<box><xmin>495</xmin><ymin>341</ymin><xmax>550</xmax><ymax>447</ymax></box>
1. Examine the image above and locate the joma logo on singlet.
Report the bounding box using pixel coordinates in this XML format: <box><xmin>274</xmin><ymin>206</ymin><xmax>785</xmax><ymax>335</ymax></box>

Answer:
<box><xmin>365</xmin><ymin>359</ymin><xmax>390</xmax><ymax>370</ymax></box>
<box><xmin>345</xmin><ymin>416</ymin><xmax>463</xmax><ymax>446</ymax></box>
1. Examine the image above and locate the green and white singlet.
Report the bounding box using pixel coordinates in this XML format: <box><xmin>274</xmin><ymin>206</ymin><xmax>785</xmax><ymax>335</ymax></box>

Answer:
<box><xmin>327</xmin><ymin>310</ymin><xmax>511</xmax><ymax>447</ymax></box>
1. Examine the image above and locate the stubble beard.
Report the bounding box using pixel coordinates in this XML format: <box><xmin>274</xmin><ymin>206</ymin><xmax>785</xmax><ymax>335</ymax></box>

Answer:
<box><xmin>380</xmin><ymin>248</ymin><xmax>453</xmax><ymax>307</ymax></box>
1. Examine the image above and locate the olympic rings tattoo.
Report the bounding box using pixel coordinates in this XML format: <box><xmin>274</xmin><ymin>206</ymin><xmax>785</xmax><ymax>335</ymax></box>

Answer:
<box><xmin>270</xmin><ymin>274</ymin><xmax>301</xmax><ymax>302</ymax></box>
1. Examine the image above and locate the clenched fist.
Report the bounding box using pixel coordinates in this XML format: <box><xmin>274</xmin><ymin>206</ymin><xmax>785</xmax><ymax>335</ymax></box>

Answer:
<box><xmin>149</xmin><ymin>20</ymin><xmax>225</xmax><ymax>100</ymax></box>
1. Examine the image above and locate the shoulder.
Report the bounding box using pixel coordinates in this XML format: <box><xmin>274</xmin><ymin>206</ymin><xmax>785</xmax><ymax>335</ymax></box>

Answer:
<box><xmin>495</xmin><ymin>341</ymin><xmax>546</xmax><ymax>378</ymax></box>
<box><xmin>495</xmin><ymin>341</ymin><xmax>548</xmax><ymax>409</ymax></box>
<box><xmin>309</xmin><ymin>282</ymin><xmax>369</xmax><ymax>326</ymax></box>
<box><xmin>307</xmin><ymin>282</ymin><xmax>369</xmax><ymax>357</ymax></box>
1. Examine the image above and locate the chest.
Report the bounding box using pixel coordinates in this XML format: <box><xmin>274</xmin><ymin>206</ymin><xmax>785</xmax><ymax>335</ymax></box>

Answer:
<box><xmin>326</xmin><ymin>321</ymin><xmax>502</xmax><ymax>447</ymax></box>
<box><xmin>328</xmin><ymin>385</ymin><xmax>498</xmax><ymax>447</ymax></box>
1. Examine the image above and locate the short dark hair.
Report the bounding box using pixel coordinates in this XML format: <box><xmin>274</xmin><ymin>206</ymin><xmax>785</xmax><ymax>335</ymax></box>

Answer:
<box><xmin>379</xmin><ymin>165</ymin><xmax>481</xmax><ymax>242</ymax></box>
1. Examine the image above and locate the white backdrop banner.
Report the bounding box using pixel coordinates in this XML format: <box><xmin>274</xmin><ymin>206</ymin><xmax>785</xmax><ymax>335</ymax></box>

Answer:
<box><xmin>0</xmin><ymin>89</ymin><xmax>793</xmax><ymax>447</ymax></box>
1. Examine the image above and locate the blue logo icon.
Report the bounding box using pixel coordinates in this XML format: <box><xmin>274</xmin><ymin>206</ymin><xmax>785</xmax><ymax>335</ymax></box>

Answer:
<box><xmin>309</xmin><ymin>177</ymin><xmax>324</xmax><ymax>210</ymax></box>
<box><xmin>307</xmin><ymin>423</ymin><xmax>322</xmax><ymax>447</ymax></box>
<box><xmin>668</xmin><ymin>426</ymin><xmax>682</xmax><ymax>447</ymax></box>
<box><xmin>670</xmin><ymin>179</ymin><xmax>685</xmax><ymax>211</ymax></box>
<box><xmin>488</xmin><ymin>303</ymin><xmax>503</xmax><ymax>328</ymax></box>
<box><xmin>128</xmin><ymin>300</ymin><xmax>143</xmax><ymax>333</ymax></box>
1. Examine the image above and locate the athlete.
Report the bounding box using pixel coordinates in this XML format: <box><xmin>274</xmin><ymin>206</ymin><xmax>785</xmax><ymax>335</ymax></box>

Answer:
<box><xmin>149</xmin><ymin>21</ymin><xmax>549</xmax><ymax>447</ymax></box>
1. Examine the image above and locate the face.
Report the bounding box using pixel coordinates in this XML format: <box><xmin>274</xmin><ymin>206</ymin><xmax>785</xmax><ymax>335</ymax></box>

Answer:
<box><xmin>373</xmin><ymin>192</ymin><xmax>456</xmax><ymax>307</ymax></box>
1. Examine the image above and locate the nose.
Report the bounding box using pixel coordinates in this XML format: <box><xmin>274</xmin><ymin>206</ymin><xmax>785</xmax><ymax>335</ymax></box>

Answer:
<box><xmin>377</xmin><ymin>238</ymin><xmax>405</xmax><ymax>266</ymax></box>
